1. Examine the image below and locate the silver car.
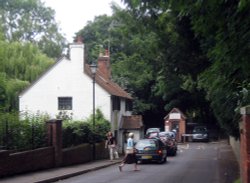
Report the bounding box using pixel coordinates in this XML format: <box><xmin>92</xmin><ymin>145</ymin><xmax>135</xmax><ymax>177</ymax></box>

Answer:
<box><xmin>192</xmin><ymin>126</ymin><xmax>209</xmax><ymax>142</ymax></box>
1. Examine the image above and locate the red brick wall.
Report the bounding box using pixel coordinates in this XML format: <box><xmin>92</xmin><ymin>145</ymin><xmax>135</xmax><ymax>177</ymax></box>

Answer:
<box><xmin>62</xmin><ymin>142</ymin><xmax>108</xmax><ymax>166</ymax></box>
<box><xmin>95</xmin><ymin>141</ymin><xmax>109</xmax><ymax>160</ymax></box>
<box><xmin>0</xmin><ymin>147</ymin><xmax>54</xmax><ymax>177</ymax></box>
<box><xmin>0</xmin><ymin>142</ymin><xmax>109</xmax><ymax>178</ymax></box>
<box><xmin>240</xmin><ymin>106</ymin><xmax>250</xmax><ymax>183</ymax></box>
<box><xmin>166</xmin><ymin>119</ymin><xmax>186</xmax><ymax>142</ymax></box>
<box><xmin>62</xmin><ymin>144</ymin><xmax>91</xmax><ymax>166</ymax></box>
<box><xmin>0</xmin><ymin>120</ymin><xmax>109</xmax><ymax>178</ymax></box>
<box><xmin>179</xmin><ymin>119</ymin><xmax>186</xmax><ymax>141</ymax></box>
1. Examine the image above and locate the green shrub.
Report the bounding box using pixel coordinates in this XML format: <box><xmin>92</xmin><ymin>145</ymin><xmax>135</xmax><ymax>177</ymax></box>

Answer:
<box><xmin>0</xmin><ymin>111</ymin><xmax>49</xmax><ymax>150</ymax></box>
<box><xmin>0</xmin><ymin>109</ymin><xmax>111</xmax><ymax>150</ymax></box>
<box><xmin>62</xmin><ymin>121</ymin><xmax>91</xmax><ymax>147</ymax></box>
<box><xmin>62</xmin><ymin>108</ymin><xmax>111</xmax><ymax>148</ymax></box>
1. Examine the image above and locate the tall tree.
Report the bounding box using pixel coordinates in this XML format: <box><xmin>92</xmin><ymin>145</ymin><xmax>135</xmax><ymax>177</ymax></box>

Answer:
<box><xmin>76</xmin><ymin>1</ymin><xmax>216</xmax><ymax>129</ymax></box>
<box><xmin>120</xmin><ymin>0</ymin><xmax>215</xmax><ymax>126</ymax></box>
<box><xmin>0</xmin><ymin>0</ymin><xmax>66</xmax><ymax>58</ymax></box>
<box><xmin>123</xmin><ymin>0</ymin><xmax>250</xmax><ymax>137</ymax></box>
<box><xmin>170</xmin><ymin>0</ymin><xmax>250</xmax><ymax>137</ymax></box>
<box><xmin>76</xmin><ymin>15</ymin><xmax>113</xmax><ymax>63</ymax></box>
<box><xmin>0</xmin><ymin>40</ymin><xmax>54</xmax><ymax>111</ymax></box>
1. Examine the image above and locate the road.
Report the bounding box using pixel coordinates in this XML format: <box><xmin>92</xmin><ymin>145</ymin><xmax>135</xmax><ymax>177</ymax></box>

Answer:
<box><xmin>54</xmin><ymin>141</ymin><xmax>239</xmax><ymax>183</ymax></box>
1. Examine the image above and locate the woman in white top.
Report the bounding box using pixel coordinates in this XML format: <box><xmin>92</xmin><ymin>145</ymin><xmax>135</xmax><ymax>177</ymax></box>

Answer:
<box><xmin>119</xmin><ymin>133</ymin><xmax>139</xmax><ymax>171</ymax></box>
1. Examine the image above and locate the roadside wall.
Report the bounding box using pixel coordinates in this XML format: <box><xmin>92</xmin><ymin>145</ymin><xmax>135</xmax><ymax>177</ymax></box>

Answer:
<box><xmin>0</xmin><ymin>147</ymin><xmax>54</xmax><ymax>177</ymax></box>
<box><xmin>240</xmin><ymin>105</ymin><xmax>250</xmax><ymax>183</ymax></box>
<box><xmin>229</xmin><ymin>136</ymin><xmax>240</xmax><ymax>163</ymax></box>
<box><xmin>62</xmin><ymin>142</ymin><xmax>108</xmax><ymax>166</ymax></box>
<box><xmin>0</xmin><ymin>119</ymin><xmax>109</xmax><ymax>178</ymax></box>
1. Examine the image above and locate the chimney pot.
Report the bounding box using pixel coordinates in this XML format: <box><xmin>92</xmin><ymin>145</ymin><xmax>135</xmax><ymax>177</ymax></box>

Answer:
<box><xmin>76</xmin><ymin>36</ymin><xmax>83</xmax><ymax>43</ymax></box>
<box><xmin>105</xmin><ymin>49</ymin><xmax>109</xmax><ymax>56</ymax></box>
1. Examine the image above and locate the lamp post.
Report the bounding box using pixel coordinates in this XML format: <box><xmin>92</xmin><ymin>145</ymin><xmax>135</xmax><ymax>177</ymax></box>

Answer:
<box><xmin>90</xmin><ymin>63</ymin><xmax>97</xmax><ymax>160</ymax></box>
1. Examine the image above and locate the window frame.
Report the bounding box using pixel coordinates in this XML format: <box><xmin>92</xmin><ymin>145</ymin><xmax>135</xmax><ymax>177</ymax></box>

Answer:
<box><xmin>58</xmin><ymin>97</ymin><xmax>73</xmax><ymax>110</ymax></box>
<box><xmin>112</xmin><ymin>96</ymin><xmax>121</xmax><ymax>111</ymax></box>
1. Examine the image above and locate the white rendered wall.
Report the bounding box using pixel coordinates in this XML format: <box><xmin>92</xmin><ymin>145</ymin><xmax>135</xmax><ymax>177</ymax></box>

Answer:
<box><xmin>19</xmin><ymin>44</ymin><xmax>111</xmax><ymax>121</ymax></box>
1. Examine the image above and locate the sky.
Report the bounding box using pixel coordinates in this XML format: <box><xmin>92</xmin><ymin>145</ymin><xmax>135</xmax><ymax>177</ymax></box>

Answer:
<box><xmin>41</xmin><ymin>0</ymin><xmax>125</xmax><ymax>43</ymax></box>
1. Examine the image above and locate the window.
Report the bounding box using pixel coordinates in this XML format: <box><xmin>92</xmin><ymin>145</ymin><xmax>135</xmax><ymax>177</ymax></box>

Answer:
<box><xmin>125</xmin><ymin>99</ymin><xmax>133</xmax><ymax>111</ymax></box>
<box><xmin>112</xmin><ymin>96</ymin><xmax>120</xmax><ymax>111</ymax></box>
<box><xmin>58</xmin><ymin>97</ymin><xmax>72</xmax><ymax>110</ymax></box>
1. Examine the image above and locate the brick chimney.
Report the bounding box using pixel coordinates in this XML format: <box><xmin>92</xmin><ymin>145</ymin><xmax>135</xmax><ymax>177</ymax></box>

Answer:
<box><xmin>97</xmin><ymin>49</ymin><xmax>110</xmax><ymax>80</ymax></box>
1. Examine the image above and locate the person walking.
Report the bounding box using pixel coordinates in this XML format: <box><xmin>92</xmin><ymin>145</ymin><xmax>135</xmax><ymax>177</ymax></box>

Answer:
<box><xmin>105</xmin><ymin>131</ymin><xmax>119</xmax><ymax>161</ymax></box>
<box><xmin>119</xmin><ymin>132</ymin><xmax>139</xmax><ymax>172</ymax></box>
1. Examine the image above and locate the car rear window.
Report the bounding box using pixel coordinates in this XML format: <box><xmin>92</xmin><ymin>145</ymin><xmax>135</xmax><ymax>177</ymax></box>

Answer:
<box><xmin>148</xmin><ymin>132</ymin><xmax>159</xmax><ymax>138</ymax></box>
<box><xmin>136</xmin><ymin>140</ymin><xmax>157</xmax><ymax>148</ymax></box>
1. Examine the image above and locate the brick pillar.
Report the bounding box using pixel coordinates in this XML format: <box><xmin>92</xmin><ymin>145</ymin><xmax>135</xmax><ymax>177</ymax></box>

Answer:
<box><xmin>46</xmin><ymin>119</ymin><xmax>62</xmax><ymax>167</ymax></box>
<box><xmin>179</xmin><ymin>119</ymin><xmax>186</xmax><ymax>142</ymax></box>
<box><xmin>240</xmin><ymin>105</ymin><xmax>250</xmax><ymax>183</ymax></box>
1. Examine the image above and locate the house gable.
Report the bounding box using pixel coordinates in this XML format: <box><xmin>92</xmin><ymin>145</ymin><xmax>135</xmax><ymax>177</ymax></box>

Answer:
<box><xmin>164</xmin><ymin>108</ymin><xmax>187</xmax><ymax>120</ymax></box>
<box><xmin>19</xmin><ymin>41</ymin><xmax>132</xmax><ymax>121</ymax></box>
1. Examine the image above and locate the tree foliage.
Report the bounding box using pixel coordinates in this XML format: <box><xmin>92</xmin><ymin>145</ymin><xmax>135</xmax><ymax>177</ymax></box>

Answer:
<box><xmin>171</xmin><ymin>0</ymin><xmax>250</xmax><ymax>137</ymax></box>
<box><xmin>0</xmin><ymin>0</ymin><xmax>66</xmax><ymax>111</ymax></box>
<box><xmin>76</xmin><ymin>0</ymin><xmax>249</xmax><ymax>137</ymax></box>
<box><xmin>0</xmin><ymin>0</ymin><xmax>66</xmax><ymax>58</ymax></box>
<box><xmin>122</xmin><ymin>0</ymin><xmax>250</xmax><ymax>137</ymax></box>
<box><xmin>0</xmin><ymin>40</ymin><xmax>54</xmax><ymax>111</ymax></box>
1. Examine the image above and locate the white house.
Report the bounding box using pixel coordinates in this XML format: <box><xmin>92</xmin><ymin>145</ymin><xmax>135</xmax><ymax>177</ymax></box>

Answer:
<box><xmin>19</xmin><ymin>39</ymin><xmax>143</xmax><ymax>151</ymax></box>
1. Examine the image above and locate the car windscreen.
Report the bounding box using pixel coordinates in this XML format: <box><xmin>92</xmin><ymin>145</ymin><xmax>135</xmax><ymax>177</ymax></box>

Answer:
<box><xmin>193</xmin><ymin>127</ymin><xmax>207</xmax><ymax>133</ymax></box>
<box><xmin>146</xmin><ymin>128</ymin><xmax>160</xmax><ymax>134</ymax></box>
<box><xmin>135</xmin><ymin>140</ymin><xmax>158</xmax><ymax>150</ymax></box>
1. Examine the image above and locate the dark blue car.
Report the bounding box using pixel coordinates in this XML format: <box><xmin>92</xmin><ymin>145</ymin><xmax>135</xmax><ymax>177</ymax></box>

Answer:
<box><xmin>135</xmin><ymin>138</ymin><xmax>167</xmax><ymax>164</ymax></box>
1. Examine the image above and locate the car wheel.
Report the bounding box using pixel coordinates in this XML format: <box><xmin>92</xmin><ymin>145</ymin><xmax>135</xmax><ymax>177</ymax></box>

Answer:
<box><xmin>139</xmin><ymin>160</ymin><xmax>145</xmax><ymax>164</ymax></box>
<box><xmin>158</xmin><ymin>156</ymin><xmax>167</xmax><ymax>164</ymax></box>
<box><xmin>168</xmin><ymin>150</ymin><xmax>174</xmax><ymax>156</ymax></box>
<box><xmin>173</xmin><ymin>150</ymin><xmax>177</xmax><ymax>156</ymax></box>
<box><xmin>163</xmin><ymin>156</ymin><xmax>167</xmax><ymax>163</ymax></box>
<box><xmin>158</xmin><ymin>158</ymin><xmax>163</xmax><ymax>164</ymax></box>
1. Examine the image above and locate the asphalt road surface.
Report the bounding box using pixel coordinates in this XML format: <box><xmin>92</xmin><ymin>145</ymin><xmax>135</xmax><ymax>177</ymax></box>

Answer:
<box><xmin>55</xmin><ymin>141</ymin><xmax>239</xmax><ymax>183</ymax></box>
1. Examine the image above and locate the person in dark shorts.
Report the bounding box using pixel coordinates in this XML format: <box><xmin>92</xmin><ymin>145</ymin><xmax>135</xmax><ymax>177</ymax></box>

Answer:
<box><xmin>118</xmin><ymin>132</ymin><xmax>139</xmax><ymax>171</ymax></box>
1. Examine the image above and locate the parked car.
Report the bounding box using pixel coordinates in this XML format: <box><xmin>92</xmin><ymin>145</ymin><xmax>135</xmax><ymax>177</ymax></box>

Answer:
<box><xmin>192</xmin><ymin>126</ymin><xmax>209</xmax><ymax>142</ymax></box>
<box><xmin>165</xmin><ymin>131</ymin><xmax>177</xmax><ymax>140</ymax></box>
<box><xmin>146</xmin><ymin>131</ymin><xmax>160</xmax><ymax>139</ymax></box>
<box><xmin>159</xmin><ymin>132</ymin><xmax>178</xmax><ymax>156</ymax></box>
<box><xmin>135</xmin><ymin>138</ymin><xmax>167</xmax><ymax>164</ymax></box>
<box><xmin>145</xmin><ymin>128</ymin><xmax>161</xmax><ymax>139</ymax></box>
<box><xmin>146</xmin><ymin>128</ymin><xmax>160</xmax><ymax>135</ymax></box>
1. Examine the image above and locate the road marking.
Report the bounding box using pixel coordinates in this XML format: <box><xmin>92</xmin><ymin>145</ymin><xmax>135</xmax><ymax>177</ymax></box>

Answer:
<box><xmin>196</xmin><ymin>145</ymin><xmax>205</xmax><ymax>150</ymax></box>
<box><xmin>178</xmin><ymin>143</ymin><xmax>189</xmax><ymax>150</ymax></box>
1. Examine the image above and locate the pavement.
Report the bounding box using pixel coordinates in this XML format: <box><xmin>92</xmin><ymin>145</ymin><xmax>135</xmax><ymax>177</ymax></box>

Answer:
<box><xmin>0</xmin><ymin>159</ymin><xmax>122</xmax><ymax>183</ymax></box>
<box><xmin>0</xmin><ymin>140</ymin><xmax>240</xmax><ymax>183</ymax></box>
<box><xmin>217</xmin><ymin>140</ymin><xmax>240</xmax><ymax>183</ymax></box>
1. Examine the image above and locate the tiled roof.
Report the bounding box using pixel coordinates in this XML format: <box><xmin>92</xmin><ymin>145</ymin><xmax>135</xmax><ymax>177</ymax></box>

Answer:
<box><xmin>85</xmin><ymin>64</ymin><xmax>132</xmax><ymax>99</ymax></box>
<box><xmin>164</xmin><ymin>108</ymin><xmax>187</xmax><ymax>120</ymax></box>
<box><xmin>120</xmin><ymin>115</ymin><xmax>144</xmax><ymax>129</ymax></box>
